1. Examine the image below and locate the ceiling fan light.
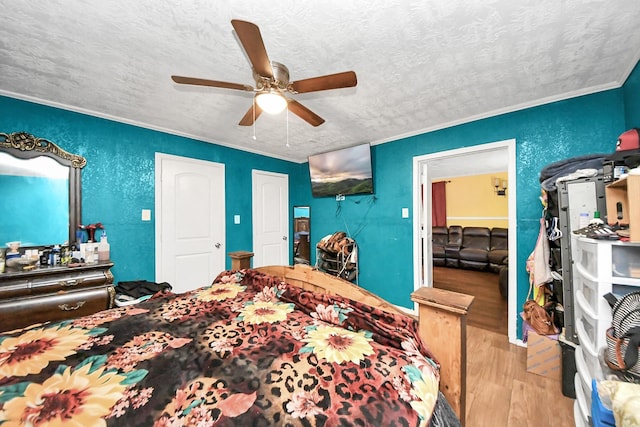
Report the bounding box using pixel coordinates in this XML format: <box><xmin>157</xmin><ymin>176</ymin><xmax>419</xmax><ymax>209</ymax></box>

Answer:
<box><xmin>256</xmin><ymin>91</ymin><xmax>287</xmax><ymax>115</ymax></box>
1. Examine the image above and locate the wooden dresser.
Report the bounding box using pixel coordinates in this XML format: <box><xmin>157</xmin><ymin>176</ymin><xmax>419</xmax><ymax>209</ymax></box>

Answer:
<box><xmin>0</xmin><ymin>262</ymin><xmax>115</xmax><ymax>332</ymax></box>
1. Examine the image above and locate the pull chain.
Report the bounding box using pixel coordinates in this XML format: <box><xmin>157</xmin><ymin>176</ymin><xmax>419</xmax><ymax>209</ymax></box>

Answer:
<box><xmin>252</xmin><ymin>97</ymin><xmax>257</xmax><ymax>140</ymax></box>
<box><xmin>286</xmin><ymin>104</ymin><xmax>290</xmax><ymax>148</ymax></box>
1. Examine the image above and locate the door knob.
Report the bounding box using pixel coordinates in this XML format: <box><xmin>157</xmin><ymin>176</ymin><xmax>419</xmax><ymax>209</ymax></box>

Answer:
<box><xmin>215</xmin><ymin>243</ymin><xmax>221</xmax><ymax>248</ymax></box>
<box><xmin>282</xmin><ymin>236</ymin><xmax>287</xmax><ymax>241</ymax></box>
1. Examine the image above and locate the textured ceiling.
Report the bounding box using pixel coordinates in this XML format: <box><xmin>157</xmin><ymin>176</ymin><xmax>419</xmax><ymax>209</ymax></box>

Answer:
<box><xmin>1</xmin><ymin>1</ymin><xmax>639</xmax><ymax>163</ymax></box>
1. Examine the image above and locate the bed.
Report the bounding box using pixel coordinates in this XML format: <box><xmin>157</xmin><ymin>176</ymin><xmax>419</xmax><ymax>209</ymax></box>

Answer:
<box><xmin>0</xmin><ymin>264</ymin><xmax>472</xmax><ymax>426</ymax></box>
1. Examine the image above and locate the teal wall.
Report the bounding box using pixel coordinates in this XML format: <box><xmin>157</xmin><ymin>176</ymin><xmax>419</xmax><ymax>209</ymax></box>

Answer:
<box><xmin>0</xmin><ymin>96</ymin><xmax>299</xmax><ymax>283</ymax></box>
<box><xmin>307</xmin><ymin>90</ymin><xmax>625</xmax><ymax>315</ymax></box>
<box><xmin>624</xmin><ymin>61</ymin><xmax>640</xmax><ymax>128</ymax></box>
<box><xmin>2</xmin><ymin>59</ymin><xmax>638</xmax><ymax>338</ymax></box>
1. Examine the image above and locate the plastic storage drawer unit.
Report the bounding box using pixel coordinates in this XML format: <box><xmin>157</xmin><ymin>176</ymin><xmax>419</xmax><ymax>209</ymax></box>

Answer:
<box><xmin>573</xmin><ymin>263</ymin><xmax>612</xmax><ymax>318</ymax></box>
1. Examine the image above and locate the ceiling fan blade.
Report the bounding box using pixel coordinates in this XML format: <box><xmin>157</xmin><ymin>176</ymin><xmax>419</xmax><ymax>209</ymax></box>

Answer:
<box><xmin>171</xmin><ymin>75</ymin><xmax>253</xmax><ymax>91</ymax></box>
<box><xmin>287</xmin><ymin>99</ymin><xmax>325</xmax><ymax>127</ymax></box>
<box><xmin>231</xmin><ymin>19</ymin><xmax>273</xmax><ymax>78</ymax></box>
<box><xmin>290</xmin><ymin>71</ymin><xmax>357</xmax><ymax>94</ymax></box>
<box><xmin>238</xmin><ymin>102</ymin><xmax>263</xmax><ymax>126</ymax></box>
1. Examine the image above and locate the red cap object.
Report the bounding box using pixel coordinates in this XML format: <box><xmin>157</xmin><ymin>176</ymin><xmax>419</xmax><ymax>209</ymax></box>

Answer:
<box><xmin>609</xmin><ymin>128</ymin><xmax>640</xmax><ymax>163</ymax></box>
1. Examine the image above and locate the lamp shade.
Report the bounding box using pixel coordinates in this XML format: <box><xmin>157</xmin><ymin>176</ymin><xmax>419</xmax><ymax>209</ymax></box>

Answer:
<box><xmin>256</xmin><ymin>91</ymin><xmax>287</xmax><ymax>114</ymax></box>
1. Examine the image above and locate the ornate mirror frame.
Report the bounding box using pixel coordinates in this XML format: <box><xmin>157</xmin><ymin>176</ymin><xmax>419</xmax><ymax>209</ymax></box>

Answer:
<box><xmin>0</xmin><ymin>131</ymin><xmax>86</xmax><ymax>245</ymax></box>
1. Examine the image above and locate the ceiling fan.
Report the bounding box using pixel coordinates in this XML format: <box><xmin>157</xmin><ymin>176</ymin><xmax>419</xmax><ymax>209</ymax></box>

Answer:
<box><xmin>171</xmin><ymin>19</ymin><xmax>357</xmax><ymax>127</ymax></box>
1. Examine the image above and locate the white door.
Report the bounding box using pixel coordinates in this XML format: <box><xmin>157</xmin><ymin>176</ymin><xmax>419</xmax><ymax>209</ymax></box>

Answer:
<box><xmin>252</xmin><ymin>170</ymin><xmax>288</xmax><ymax>267</ymax></box>
<box><xmin>156</xmin><ymin>153</ymin><xmax>225</xmax><ymax>293</ymax></box>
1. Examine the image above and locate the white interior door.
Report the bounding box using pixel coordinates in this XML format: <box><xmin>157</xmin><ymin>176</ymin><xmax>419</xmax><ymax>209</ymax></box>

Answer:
<box><xmin>252</xmin><ymin>170</ymin><xmax>288</xmax><ymax>267</ymax></box>
<box><xmin>156</xmin><ymin>153</ymin><xmax>225</xmax><ymax>293</ymax></box>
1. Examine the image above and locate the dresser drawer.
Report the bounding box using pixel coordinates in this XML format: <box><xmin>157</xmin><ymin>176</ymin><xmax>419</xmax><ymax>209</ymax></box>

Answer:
<box><xmin>0</xmin><ymin>263</ymin><xmax>113</xmax><ymax>298</ymax></box>
<box><xmin>29</xmin><ymin>270</ymin><xmax>110</xmax><ymax>295</ymax></box>
<box><xmin>0</xmin><ymin>278</ymin><xmax>31</xmax><ymax>299</ymax></box>
<box><xmin>0</xmin><ymin>286</ymin><xmax>115</xmax><ymax>332</ymax></box>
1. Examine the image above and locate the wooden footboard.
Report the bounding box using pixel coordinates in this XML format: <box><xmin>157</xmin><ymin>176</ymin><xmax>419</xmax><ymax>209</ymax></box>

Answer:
<box><xmin>411</xmin><ymin>286</ymin><xmax>473</xmax><ymax>426</ymax></box>
<box><xmin>254</xmin><ymin>264</ymin><xmax>473</xmax><ymax>425</ymax></box>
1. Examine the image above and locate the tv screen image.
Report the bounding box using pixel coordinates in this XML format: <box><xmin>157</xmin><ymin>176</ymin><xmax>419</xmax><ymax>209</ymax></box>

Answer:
<box><xmin>308</xmin><ymin>143</ymin><xmax>374</xmax><ymax>198</ymax></box>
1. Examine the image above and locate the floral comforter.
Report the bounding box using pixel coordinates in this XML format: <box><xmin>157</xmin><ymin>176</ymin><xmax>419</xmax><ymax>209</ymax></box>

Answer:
<box><xmin>0</xmin><ymin>269</ymin><xmax>456</xmax><ymax>426</ymax></box>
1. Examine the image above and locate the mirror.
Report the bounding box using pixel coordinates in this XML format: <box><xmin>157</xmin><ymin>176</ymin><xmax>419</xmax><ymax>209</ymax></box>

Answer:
<box><xmin>293</xmin><ymin>206</ymin><xmax>310</xmax><ymax>265</ymax></box>
<box><xmin>0</xmin><ymin>132</ymin><xmax>86</xmax><ymax>246</ymax></box>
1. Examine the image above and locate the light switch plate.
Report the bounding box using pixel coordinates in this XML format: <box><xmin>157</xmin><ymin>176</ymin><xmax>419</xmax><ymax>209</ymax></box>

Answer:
<box><xmin>234</xmin><ymin>215</ymin><xmax>240</xmax><ymax>224</ymax></box>
<box><xmin>402</xmin><ymin>207</ymin><xmax>409</xmax><ymax>218</ymax></box>
<box><xmin>141</xmin><ymin>209</ymin><xmax>151</xmax><ymax>221</ymax></box>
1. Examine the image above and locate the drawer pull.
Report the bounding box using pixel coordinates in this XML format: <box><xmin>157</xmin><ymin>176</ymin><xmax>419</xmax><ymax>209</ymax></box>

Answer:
<box><xmin>58</xmin><ymin>301</ymin><xmax>86</xmax><ymax>311</ymax></box>
<box><xmin>61</xmin><ymin>279</ymin><xmax>78</xmax><ymax>287</ymax></box>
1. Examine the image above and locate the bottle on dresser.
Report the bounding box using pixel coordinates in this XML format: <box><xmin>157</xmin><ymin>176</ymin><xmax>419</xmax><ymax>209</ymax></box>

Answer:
<box><xmin>98</xmin><ymin>232</ymin><xmax>110</xmax><ymax>262</ymax></box>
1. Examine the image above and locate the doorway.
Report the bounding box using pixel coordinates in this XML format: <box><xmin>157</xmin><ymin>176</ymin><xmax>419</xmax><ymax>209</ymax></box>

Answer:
<box><xmin>293</xmin><ymin>206</ymin><xmax>311</xmax><ymax>264</ymax></box>
<box><xmin>155</xmin><ymin>153</ymin><xmax>226</xmax><ymax>293</ymax></box>
<box><xmin>252</xmin><ymin>170</ymin><xmax>289</xmax><ymax>267</ymax></box>
<box><xmin>412</xmin><ymin>139</ymin><xmax>518</xmax><ymax>343</ymax></box>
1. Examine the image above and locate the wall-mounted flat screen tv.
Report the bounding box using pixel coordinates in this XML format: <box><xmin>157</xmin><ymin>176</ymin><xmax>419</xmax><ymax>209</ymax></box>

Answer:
<box><xmin>308</xmin><ymin>143</ymin><xmax>374</xmax><ymax>198</ymax></box>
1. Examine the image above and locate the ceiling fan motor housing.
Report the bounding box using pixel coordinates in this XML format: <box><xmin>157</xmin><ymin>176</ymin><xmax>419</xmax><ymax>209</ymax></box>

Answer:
<box><xmin>254</xmin><ymin>61</ymin><xmax>290</xmax><ymax>91</ymax></box>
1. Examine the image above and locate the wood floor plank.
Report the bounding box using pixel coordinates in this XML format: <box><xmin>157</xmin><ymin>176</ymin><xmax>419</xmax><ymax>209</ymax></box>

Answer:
<box><xmin>432</xmin><ymin>267</ymin><xmax>575</xmax><ymax>426</ymax></box>
<box><xmin>432</xmin><ymin>266</ymin><xmax>508</xmax><ymax>334</ymax></box>
<box><xmin>508</xmin><ymin>379</ymin><xmax>575</xmax><ymax>427</ymax></box>
<box><xmin>466</xmin><ymin>381</ymin><xmax>512</xmax><ymax>427</ymax></box>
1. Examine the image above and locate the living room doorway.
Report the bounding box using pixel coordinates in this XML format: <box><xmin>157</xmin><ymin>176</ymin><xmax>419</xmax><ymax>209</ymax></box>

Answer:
<box><xmin>412</xmin><ymin>139</ymin><xmax>518</xmax><ymax>343</ymax></box>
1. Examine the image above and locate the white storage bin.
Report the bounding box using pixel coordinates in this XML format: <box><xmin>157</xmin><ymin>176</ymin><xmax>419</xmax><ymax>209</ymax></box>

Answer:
<box><xmin>575</xmin><ymin>370</ymin><xmax>592</xmax><ymax>421</ymax></box>
<box><xmin>573</xmin><ymin>264</ymin><xmax>612</xmax><ymax>317</ymax></box>
<box><xmin>574</xmin><ymin>237</ymin><xmax>598</xmax><ymax>278</ymax></box>
<box><xmin>575</xmin><ymin>291</ymin><xmax>610</xmax><ymax>355</ymax></box>
<box><xmin>611</xmin><ymin>245</ymin><xmax>640</xmax><ymax>279</ymax></box>
<box><xmin>575</xmin><ymin>345</ymin><xmax>603</xmax><ymax>384</ymax></box>
<box><xmin>574</xmin><ymin>374</ymin><xmax>591</xmax><ymax>426</ymax></box>
<box><xmin>570</xmin><ymin>235</ymin><xmax>640</xmax><ymax>427</ymax></box>
<box><xmin>574</xmin><ymin>401</ymin><xmax>590</xmax><ymax>427</ymax></box>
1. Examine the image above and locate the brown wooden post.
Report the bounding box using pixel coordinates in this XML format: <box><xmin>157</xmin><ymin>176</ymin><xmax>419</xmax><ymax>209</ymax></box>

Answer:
<box><xmin>411</xmin><ymin>286</ymin><xmax>474</xmax><ymax>426</ymax></box>
<box><xmin>228</xmin><ymin>251</ymin><xmax>254</xmax><ymax>270</ymax></box>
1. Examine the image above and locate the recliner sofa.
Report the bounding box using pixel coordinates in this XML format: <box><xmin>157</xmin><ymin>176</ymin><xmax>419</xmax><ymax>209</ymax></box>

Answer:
<box><xmin>432</xmin><ymin>226</ymin><xmax>448</xmax><ymax>266</ymax></box>
<box><xmin>458</xmin><ymin>227</ymin><xmax>491</xmax><ymax>270</ymax></box>
<box><xmin>488</xmin><ymin>227</ymin><xmax>508</xmax><ymax>272</ymax></box>
<box><xmin>432</xmin><ymin>226</ymin><xmax>508</xmax><ymax>271</ymax></box>
<box><xmin>445</xmin><ymin>225</ymin><xmax>463</xmax><ymax>268</ymax></box>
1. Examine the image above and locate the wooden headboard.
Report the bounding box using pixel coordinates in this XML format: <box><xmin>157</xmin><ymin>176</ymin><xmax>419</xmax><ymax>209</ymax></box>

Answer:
<box><xmin>254</xmin><ymin>264</ymin><xmax>474</xmax><ymax>425</ymax></box>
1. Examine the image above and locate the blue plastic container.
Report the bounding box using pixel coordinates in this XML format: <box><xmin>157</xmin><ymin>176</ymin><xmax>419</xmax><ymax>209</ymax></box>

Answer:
<box><xmin>591</xmin><ymin>379</ymin><xmax>615</xmax><ymax>427</ymax></box>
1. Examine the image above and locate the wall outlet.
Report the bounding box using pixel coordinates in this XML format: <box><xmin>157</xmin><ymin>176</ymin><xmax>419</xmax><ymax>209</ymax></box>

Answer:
<box><xmin>234</xmin><ymin>215</ymin><xmax>240</xmax><ymax>224</ymax></box>
<box><xmin>336</xmin><ymin>194</ymin><xmax>345</xmax><ymax>201</ymax></box>
<box><xmin>402</xmin><ymin>207</ymin><xmax>409</xmax><ymax>218</ymax></box>
<box><xmin>141</xmin><ymin>209</ymin><xmax>151</xmax><ymax>221</ymax></box>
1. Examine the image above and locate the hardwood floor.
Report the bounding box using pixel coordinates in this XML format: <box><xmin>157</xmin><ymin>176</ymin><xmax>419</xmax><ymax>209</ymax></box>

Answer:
<box><xmin>432</xmin><ymin>266</ymin><xmax>508</xmax><ymax>334</ymax></box>
<box><xmin>432</xmin><ymin>267</ymin><xmax>575</xmax><ymax>426</ymax></box>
